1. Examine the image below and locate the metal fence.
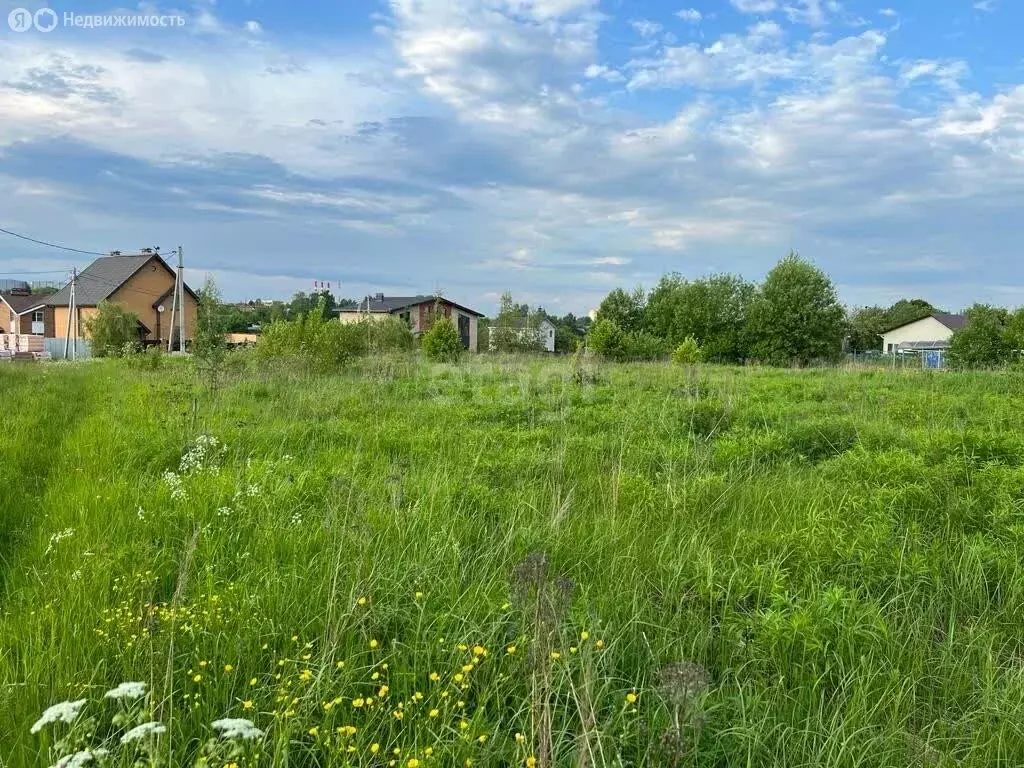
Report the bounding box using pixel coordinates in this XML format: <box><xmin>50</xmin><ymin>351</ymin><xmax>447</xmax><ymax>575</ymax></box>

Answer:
<box><xmin>43</xmin><ymin>338</ymin><xmax>92</xmax><ymax>360</ymax></box>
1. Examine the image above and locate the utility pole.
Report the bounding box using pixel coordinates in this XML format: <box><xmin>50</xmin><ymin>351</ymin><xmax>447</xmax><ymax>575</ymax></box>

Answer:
<box><xmin>63</xmin><ymin>267</ymin><xmax>76</xmax><ymax>360</ymax></box>
<box><xmin>167</xmin><ymin>261</ymin><xmax>178</xmax><ymax>353</ymax></box>
<box><xmin>177</xmin><ymin>246</ymin><xmax>185</xmax><ymax>353</ymax></box>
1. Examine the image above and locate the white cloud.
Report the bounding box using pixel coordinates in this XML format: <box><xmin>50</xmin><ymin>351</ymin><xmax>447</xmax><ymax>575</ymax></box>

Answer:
<box><xmin>676</xmin><ymin>8</ymin><xmax>703</xmax><ymax>23</ymax></box>
<box><xmin>631</xmin><ymin>19</ymin><xmax>663</xmax><ymax>38</ymax></box>
<box><xmin>729</xmin><ymin>0</ymin><xmax>778</xmax><ymax>13</ymax></box>
<box><xmin>244</xmin><ymin>20</ymin><xmax>263</xmax><ymax>34</ymax></box>
<box><xmin>879</xmin><ymin>7</ymin><xmax>897</xmax><ymax>16</ymax></box>
<box><xmin>584</xmin><ymin>64</ymin><xmax>625</xmax><ymax>81</ymax></box>
<box><xmin>973</xmin><ymin>0</ymin><xmax>996</xmax><ymax>12</ymax></box>
<box><xmin>783</xmin><ymin>0</ymin><xmax>831</xmax><ymax>26</ymax></box>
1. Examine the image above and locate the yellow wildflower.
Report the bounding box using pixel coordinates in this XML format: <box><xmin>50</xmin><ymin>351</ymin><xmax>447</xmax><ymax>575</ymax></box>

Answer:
<box><xmin>477</xmin><ymin>734</ymin><xmax>488</xmax><ymax>744</ymax></box>
<box><xmin>429</xmin><ymin>708</ymin><xmax>440</xmax><ymax>718</ymax></box>
<box><xmin>515</xmin><ymin>732</ymin><xmax>525</xmax><ymax>744</ymax></box>
<box><xmin>472</xmin><ymin>645</ymin><xmax>485</xmax><ymax>657</ymax></box>
<box><xmin>457</xmin><ymin>644</ymin><xmax>468</xmax><ymax>651</ymax></box>
<box><xmin>430</xmin><ymin>672</ymin><xmax>440</xmax><ymax>682</ymax></box>
<box><xmin>199</xmin><ymin>660</ymin><xmax>208</xmax><ymax>668</ymax></box>
<box><xmin>242</xmin><ymin>700</ymin><xmax>253</xmax><ymax>710</ymax></box>
<box><xmin>580</xmin><ymin>631</ymin><xmax>590</xmax><ymax>641</ymax></box>
<box><xmin>308</xmin><ymin>727</ymin><xmax>319</xmax><ymax>737</ymax></box>
<box><xmin>357</xmin><ymin>597</ymin><xmax>367</xmax><ymax>606</ymax></box>
<box><xmin>353</xmin><ymin>697</ymin><xmax>365</xmax><ymax>708</ymax></box>
<box><xmin>291</xmin><ymin>635</ymin><xmax>299</xmax><ymax>642</ymax></box>
<box><xmin>415</xmin><ymin>591</ymin><xmax>424</xmax><ymax>600</ymax></box>
<box><xmin>506</xmin><ymin>645</ymin><xmax>517</xmax><ymax>655</ymax></box>
<box><xmin>249</xmin><ymin>678</ymin><xmax>258</xmax><ymax>686</ymax></box>
<box><xmin>626</xmin><ymin>692</ymin><xmax>638</xmax><ymax>704</ymax></box>
<box><xmin>570</xmin><ymin>647</ymin><xmax>578</xmax><ymax>654</ymax></box>
<box><xmin>371</xmin><ymin>743</ymin><xmax>380</xmax><ymax>754</ymax></box>
<box><xmin>408</xmin><ymin>760</ymin><xmax>420</xmax><ymax>768</ymax></box>
<box><xmin>526</xmin><ymin>758</ymin><xmax>537</xmax><ymax>768</ymax></box>
<box><xmin>224</xmin><ymin>664</ymin><xmax>233</xmax><ymax>673</ymax></box>
<box><xmin>192</xmin><ymin>674</ymin><xmax>202</xmax><ymax>683</ymax></box>
<box><xmin>378</xmin><ymin>685</ymin><xmax>389</xmax><ymax>697</ymax></box>
<box><xmin>454</xmin><ymin>673</ymin><xmax>464</xmax><ymax>683</ymax></box>
<box><xmin>369</xmin><ymin>639</ymin><xmax>379</xmax><ymax>649</ymax></box>
<box><xmin>302</xmin><ymin>654</ymin><xmax>311</xmax><ymax>661</ymax></box>
<box><xmin>336</xmin><ymin>661</ymin><xmax>345</xmax><ymax>668</ymax></box>
<box><xmin>550</xmin><ymin>652</ymin><xmax>561</xmax><ymax>660</ymax></box>
<box><xmin>372</xmin><ymin>672</ymin><xmax>381</xmax><ymax>681</ymax></box>
<box><xmin>425</xmin><ymin>747</ymin><xmax>434</xmax><ymax>756</ymax></box>
<box><xmin>595</xmin><ymin>639</ymin><xmax>605</xmax><ymax>649</ymax></box>
<box><xmin>299</xmin><ymin>669</ymin><xmax>313</xmax><ymax>682</ymax></box>
<box><xmin>459</xmin><ymin>720</ymin><xmax>469</xmax><ymax>730</ymax></box>
<box><xmin>462</xmin><ymin>664</ymin><xmax>474</xmax><ymax>673</ymax></box>
<box><xmin>393</xmin><ymin>710</ymin><xmax>404</xmax><ymax>720</ymax></box>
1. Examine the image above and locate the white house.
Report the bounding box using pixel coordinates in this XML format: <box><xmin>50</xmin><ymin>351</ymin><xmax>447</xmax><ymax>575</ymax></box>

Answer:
<box><xmin>880</xmin><ymin>313</ymin><xmax>966</xmax><ymax>357</ymax></box>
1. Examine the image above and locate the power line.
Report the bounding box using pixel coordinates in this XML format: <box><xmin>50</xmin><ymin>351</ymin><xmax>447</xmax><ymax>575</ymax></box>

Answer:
<box><xmin>0</xmin><ymin>226</ymin><xmax>107</xmax><ymax>256</ymax></box>
<box><xmin>0</xmin><ymin>269</ymin><xmax>71</xmax><ymax>276</ymax></box>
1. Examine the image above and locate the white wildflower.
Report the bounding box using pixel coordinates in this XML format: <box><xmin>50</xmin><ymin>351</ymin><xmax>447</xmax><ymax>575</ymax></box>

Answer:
<box><xmin>104</xmin><ymin>681</ymin><xmax>147</xmax><ymax>700</ymax></box>
<box><xmin>70</xmin><ymin>569</ymin><xmax>82</xmax><ymax>581</ymax></box>
<box><xmin>31</xmin><ymin>699</ymin><xmax>87</xmax><ymax>733</ymax></box>
<box><xmin>44</xmin><ymin>528</ymin><xmax>74</xmax><ymax>555</ymax></box>
<box><xmin>211</xmin><ymin>717</ymin><xmax>264</xmax><ymax>740</ymax></box>
<box><xmin>216</xmin><ymin>507</ymin><xmax>232</xmax><ymax>518</ymax></box>
<box><xmin>120</xmin><ymin>721</ymin><xmax>166</xmax><ymax>743</ymax></box>
<box><xmin>136</xmin><ymin>506</ymin><xmax>146</xmax><ymax>521</ymax></box>
<box><xmin>51</xmin><ymin>749</ymin><xmax>107</xmax><ymax>768</ymax></box>
<box><xmin>179</xmin><ymin>434</ymin><xmax>226</xmax><ymax>475</ymax></box>
<box><xmin>162</xmin><ymin>471</ymin><xmax>187</xmax><ymax>501</ymax></box>
<box><xmin>289</xmin><ymin>511</ymin><xmax>303</xmax><ymax>526</ymax></box>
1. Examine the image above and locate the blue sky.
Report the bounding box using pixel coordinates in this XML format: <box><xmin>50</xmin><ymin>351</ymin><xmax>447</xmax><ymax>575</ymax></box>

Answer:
<box><xmin>0</xmin><ymin>0</ymin><xmax>1021</xmax><ymax>314</ymax></box>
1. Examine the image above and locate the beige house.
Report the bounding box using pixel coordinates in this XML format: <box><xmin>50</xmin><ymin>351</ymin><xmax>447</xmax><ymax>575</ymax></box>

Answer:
<box><xmin>339</xmin><ymin>294</ymin><xmax>483</xmax><ymax>352</ymax></box>
<box><xmin>45</xmin><ymin>253</ymin><xmax>198</xmax><ymax>345</ymax></box>
<box><xmin>0</xmin><ymin>290</ymin><xmax>48</xmax><ymax>335</ymax></box>
<box><xmin>880</xmin><ymin>313</ymin><xmax>966</xmax><ymax>354</ymax></box>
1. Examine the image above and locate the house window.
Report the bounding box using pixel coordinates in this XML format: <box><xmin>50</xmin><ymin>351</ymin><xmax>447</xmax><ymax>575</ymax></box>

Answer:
<box><xmin>33</xmin><ymin>310</ymin><xmax>44</xmax><ymax>323</ymax></box>
<box><xmin>399</xmin><ymin>311</ymin><xmax>411</xmax><ymax>327</ymax></box>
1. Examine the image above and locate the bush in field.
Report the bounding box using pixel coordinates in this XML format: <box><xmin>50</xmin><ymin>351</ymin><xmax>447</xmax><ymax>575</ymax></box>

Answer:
<box><xmin>587</xmin><ymin>318</ymin><xmax>625</xmax><ymax>361</ymax></box>
<box><xmin>672</xmin><ymin>336</ymin><xmax>703</xmax><ymax>365</ymax></box>
<box><xmin>747</xmin><ymin>252</ymin><xmax>845</xmax><ymax>366</ymax></box>
<box><xmin>622</xmin><ymin>330</ymin><xmax>669</xmax><ymax>361</ymax></box>
<box><xmin>369</xmin><ymin>316</ymin><xmax>415</xmax><ymax>353</ymax></box>
<box><xmin>84</xmin><ymin>302</ymin><xmax>139</xmax><ymax>357</ymax></box>
<box><xmin>258</xmin><ymin>297</ymin><xmax>367</xmax><ymax>372</ymax></box>
<box><xmin>948</xmin><ymin>304</ymin><xmax>1012</xmax><ymax>369</ymax></box>
<box><xmin>421</xmin><ymin>316</ymin><xmax>462</xmax><ymax>362</ymax></box>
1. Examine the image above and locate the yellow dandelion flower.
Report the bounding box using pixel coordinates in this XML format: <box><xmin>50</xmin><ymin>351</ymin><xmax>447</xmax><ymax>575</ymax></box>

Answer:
<box><xmin>249</xmin><ymin>678</ymin><xmax>258</xmax><ymax>686</ymax></box>
<box><xmin>353</xmin><ymin>697</ymin><xmax>365</xmax><ymax>708</ymax></box>
<box><xmin>226</xmin><ymin>763</ymin><xmax>240</xmax><ymax>768</ymax></box>
<box><xmin>457</xmin><ymin>644</ymin><xmax>468</xmax><ymax>651</ymax></box>
<box><xmin>408</xmin><ymin>760</ymin><xmax>420</xmax><ymax>768</ymax></box>
<box><xmin>570</xmin><ymin>647</ymin><xmax>578</xmax><ymax>654</ymax></box>
<box><xmin>465</xmin><ymin>760</ymin><xmax>473</xmax><ymax>767</ymax></box>
<box><xmin>393</xmin><ymin>709</ymin><xmax>404</xmax><ymax>720</ymax></box>
<box><xmin>430</xmin><ymin>672</ymin><xmax>440</xmax><ymax>682</ymax></box>
<box><xmin>454</xmin><ymin>673</ymin><xmax>464</xmax><ymax>683</ymax></box>
<box><xmin>299</xmin><ymin>669</ymin><xmax>313</xmax><ymax>682</ymax></box>
<box><xmin>357</xmin><ymin>597</ymin><xmax>367</xmax><ymax>606</ymax></box>
<box><xmin>242</xmin><ymin>700</ymin><xmax>254</xmax><ymax>710</ymax></box>
<box><xmin>382</xmin><ymin>663</ymin><xmax>389</xmax><ymax>671</ymax></box>
<box><xmin>371</xmin><ymin>743</ymin><xmax>380</xmax><ymax>754</ymax></box>
<box><xmin>580</xmin><ymin>631</ymin><xmax>590</xmax><ymax>641</ymax></box>
<box><xmin>378</xmin><ymin>685</ymin><xmax>389</xmax><ymax>697</ymax></box>
<box><xmin>308</xmin><ymin>727</ymin><xmax>319</xmax><ymax>737</ymax></box>
<box><xmin>394</xmin><ymin>748</ymin><xmax>402</xmax><ymax>755</ymax></box>
<box><xmin>291</xmin><ymin>635</ymin><xmax>299</xmax><ymax>642</ymax></box>
<box><xmin>323</xmin><ymin>701</ymin><xmax>334</xmax><ymax>711</ymax></box>
<box><xmin>595</xmin><ymin>639</ymin><xmax>605</xmax><ymax>649</ymax></box>
<box><xmin>526</xmin><ymin>758</ymin><xmax>537</xmax><ymax>768</ymax></box>
<box><xmin>459</xmin><ymin>720</ymin><xmax>469</xmax><ymax>730</ymax></box>
<box><xmin>366</xmin><ymin>696</ymin><xmax>375</xmax><ymax>706</ymax></box>
<box><xmin>462</xmin><ymin>664</ymin><xmax>474</xmax><ymax>673</ymax></box>
<box><xmin>550</xmin><ymin>652</ymin><xmax>561</xmax><ymax>660</ymax></box>
<box><xmin>372</xmin><ymin>672</ymin><xmax>381</xmax><ymax>681</ymax></box>
<box><xmin>369</xmin><ymin>639</ymin><xmax>379</xmax><ymax>649</ymax></box>
<box><xmin>224</xmin><ymin>664</ymin><xmax>234</xmax><ymax>673</ymax></box>
<box><xmin>192</xmin><ymin>674</ymin><xmax>202</xmax><ymax>683</ymax></box>
<box><xmin>472</xmin><ymin>645</ymin><xmax>485</xmax><ymax>657</ymax></box>
<box><xmin>429</xmin><ymin>708</ymin><xmax>440</xmax><ymax>718</ymax></box>
<box><xmin>457</xmin><ymin>700</ymin><xmax>465</xmax><ymax>708</ymax></box>
<box><xmin>415</xmin><ymin>591</ymin><xmax>424</xmax><ymax>600</ymax></box>
<box><xmin>336</xmin><ymin>661</ymin><xmax>346</xmax><ymax>668</ymax></box>
<box><xmin>626</xmin><ymin>692</ymin><xmax>638</xmax><ymax>704</ymax></box>
<box><xmin>506</xmin><ymin>645</ymin><xmax>517</xmax><ymax>655</ymax></box>
<box><xmin>425</xmin><ymin>747</ymin><xmax>434</xmax><ymax>756</ymax></box>
<box><xmin>477</xmin><ymin>734</ymin><xmax>488</xmax><ymax>744</ymax></box>
<box><xmin>414</xmin><ymin>691</ymin><xmax>424</xmax><ymax>701</ymax></box>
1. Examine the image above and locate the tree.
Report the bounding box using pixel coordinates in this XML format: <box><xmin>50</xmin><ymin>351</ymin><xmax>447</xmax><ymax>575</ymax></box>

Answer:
<box><xmin>596</xmin><ymin>287</ymin><xmax>645</xmax><ymax>334</ymax></box>
<box><xmin>885</xmin><ymin>298</ymin><xmax>937</xmax><ymax>330</ymax></box>
<box><xmin>846</xmin><ymin>305</ymin><xmax>889</xmax><ymax>352</ymax></box>
<box><xmin>947</xmin><ymin>304</ymin><xmax>1011</xmax><ymax>369</ymax></box>
<box><xmin>672</xmin><ymin>337</ymin><xmax>703</xmax><ymax>365</ymax></box>
<box><xmin>587</xmin><ymin>318</ymin><xmax>625</xmax><ymax>361</ymax></box>
<box><xmin>421</xmin><ymin>316</ymin><xmax>462</xmax><ymax>362</ymax></box>
<box><xmin>489</xmin><ymin>292</ymin><xmax>545</xmax><ymax>352</ymax></box>
<box><xmin>193</xmin><ymin>275</ymin><xmax>229</xmax><ymax>388</ymax></box>
<box><xmin>747</xmin><ymin>252</ymin><xmax>845</xmax><ymax>366</ymax></box>
<box><xmin>1005</xmin><ymin>308</ymin><xmax>1024</xmax><ymax>362</ymax></box>
<box><xmin>84</xmin><ymin>302</ymin><xmax>140</xmax><ymax>357</ymax></box>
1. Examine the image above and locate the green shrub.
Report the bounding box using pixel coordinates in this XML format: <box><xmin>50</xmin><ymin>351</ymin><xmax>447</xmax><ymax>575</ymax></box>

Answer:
<box><xmin>257</xmin><ymin>298</ymin><xmax>367</xmax><ymax>372</ymax></box>
<box><xmin>672</xmin><ymin>336</ymin><xmax>704</xmax><ymax>365</ymax></box>
<box><xmin>588</xmin><ymin>318</ymin><xmax>625</xmax><ymax>361</ymax></box>
<box><xmin>84</xmin><ymin>302</ymin><xmax>140</xmax><ymax>357</ymax></box>
<box><xmin>369</xmin><ymin>316</ymin><xmax>415</xmax><ymax>353</ymax></box>
<box><xmin>421</xmin><ymin>316</ymin><xmax>462</xmax><ymax>362</ymax></box>
<box><xmin>622</xmin><ymin>330</ymin><xmax>669</xmax><ymax>361</ymax></box>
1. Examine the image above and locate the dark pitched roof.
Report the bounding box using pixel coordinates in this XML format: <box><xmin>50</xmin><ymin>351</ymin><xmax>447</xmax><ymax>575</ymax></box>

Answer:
<box><xmin>932</xmin><ymin>313</ymin><xmax>967</xmax><ymax>331</ymax></box>
<box><xmin>344</xmin><ymin>295</ymin><xmax>484</xmax><ymax>317</ymax></box>
<box><xmin>0</xmin><ymin>291</ymin><xmax>46</xmax><ymax>314</ymax></box>
<box><xmin>46</xmin><ymin>254</ymin><xmax>196</xmax><ymax>307</ymax></box>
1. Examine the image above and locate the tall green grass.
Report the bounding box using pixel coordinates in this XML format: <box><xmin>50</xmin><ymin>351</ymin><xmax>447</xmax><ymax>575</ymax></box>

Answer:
<box><xmin>2</xmin><ymin>357</ymin><xmax>1023</xmax><ymax>766</ymax></box>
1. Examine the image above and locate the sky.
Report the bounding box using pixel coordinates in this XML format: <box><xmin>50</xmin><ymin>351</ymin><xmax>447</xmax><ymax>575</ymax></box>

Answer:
<box><xmin>0</xmin><ymin>0</ymin><xmax>1021</xmax><ymax>315</ymax></box>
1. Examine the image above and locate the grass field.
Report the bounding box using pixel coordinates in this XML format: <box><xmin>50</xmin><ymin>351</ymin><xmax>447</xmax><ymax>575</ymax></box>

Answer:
<box><xmin>2</xmin><ymin>356</ymin><xmax>1024</xmax><ymax>767</ymax></box>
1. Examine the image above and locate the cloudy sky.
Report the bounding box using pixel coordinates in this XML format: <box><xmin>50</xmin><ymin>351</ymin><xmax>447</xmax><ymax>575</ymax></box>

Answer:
<box><xmin>0</xmin><ymin>0</ymin><xmax>1021</xmax><ymax>314</ymax></box>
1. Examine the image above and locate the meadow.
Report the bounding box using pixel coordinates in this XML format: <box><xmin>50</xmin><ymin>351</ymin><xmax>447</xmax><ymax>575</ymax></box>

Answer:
<box><xmin>2</xmin><ymin>355</ymin><xmax>1024</xmax><ymax>767</ymax></box>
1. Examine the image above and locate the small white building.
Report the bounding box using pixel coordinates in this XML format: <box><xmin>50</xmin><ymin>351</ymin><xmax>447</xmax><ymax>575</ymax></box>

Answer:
<box><xmin>880</xmin><ymin>313</ymin><xmax>966</xmax><ymax>364</ymax></box>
